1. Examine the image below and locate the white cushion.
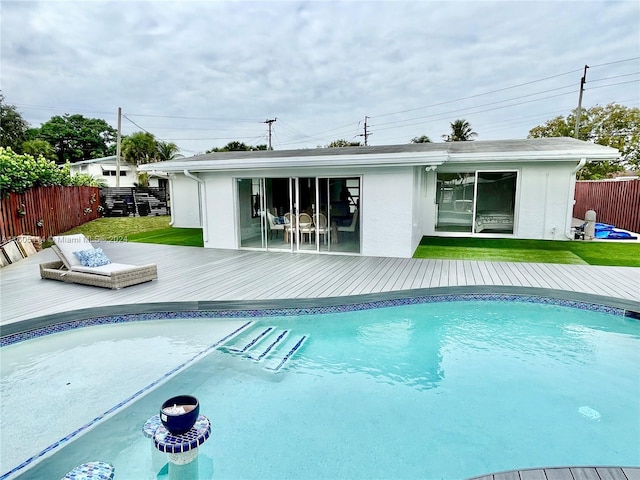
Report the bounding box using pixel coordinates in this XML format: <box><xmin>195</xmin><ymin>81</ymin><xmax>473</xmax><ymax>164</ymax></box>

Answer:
<box><xmin>53</xmin><ymin>234</ymin><xmax>93</xmax><ymax>268</ymax></box>
<box><xmin>70</xmin><ymin>263</ymin><xmax>136</xmax><ymax>277</ymax></box>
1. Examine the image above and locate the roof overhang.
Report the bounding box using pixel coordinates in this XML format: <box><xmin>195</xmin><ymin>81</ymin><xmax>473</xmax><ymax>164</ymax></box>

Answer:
<box><xmin>138</xmin><ymin>138</ymin><xmax>620</xmax><ymax>174</ymax></box>
<box><xmin>139</xmin><ymin>151</ymin><xmax>448</xmax><ymax>173</ymax></box>
<box><xmin>445</xmin><ymin>149</ymin><xmax>617</xmax><ymax>163</ymax></box>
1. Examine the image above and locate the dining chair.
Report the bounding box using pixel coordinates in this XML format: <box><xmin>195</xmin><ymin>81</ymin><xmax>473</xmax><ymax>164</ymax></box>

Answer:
<box><xmin>314</xmin><ymin>213</ymin><xmax>329</xmax><ymax>245</ymax></box>
<box><xmin>283</xmin><ymin>212</ymin><xmax>296</xmax><ymax>243</ymax></box>
<box><xmin>298</xmin><ymin>213</ymin><xmax>315</xmax><ymax>243</ymax></box>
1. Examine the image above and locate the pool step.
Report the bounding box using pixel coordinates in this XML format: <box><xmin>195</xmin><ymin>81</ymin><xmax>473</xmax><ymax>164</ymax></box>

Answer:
<box><xmin>227</xmin><ymin>326</ymin><xmax>275</xmax><ymax>353</ymax></box>
<box><xmin>217</xmin><ymin>321</ymin><xmax>256</xmax><ymax>349</ymax></box>
<box><xmin>219</xmin><ymin>324</ymin><xmax>307</xmax><ymax>372</ymax></box>
<box><xmin>263</xmin><ymin>335</ymin><xmax>308</xmax><ymax>372</ymax></box>
<box><xmin>247</xmin><ymin>329</ymin><xmax>290</xmax><ymax>361</ymax></box>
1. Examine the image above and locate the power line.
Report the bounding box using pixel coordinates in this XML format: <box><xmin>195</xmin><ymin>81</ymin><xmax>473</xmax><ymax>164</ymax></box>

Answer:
<box><xmin>371</xmin><ymin>67</ymin><xmax>584</xmax><ymax>119</ymax></box>
<box><xmin>589</xmin><ymin>71</ymin><xmax>640</xmax><ymax>83</ymax></box>
<box><xmin>125</xmin><ymin>112</ymin><xmax>260</xmax><ymax>122</ymax></box>
<box><xmin>587</xmin><ymin>79</ymin><xmax>640</xmax><ymax>91</ymax></box>
<box><xmin>122</xmin><ymin>114</ymin><xmax>156</xmax><ymax>136</ymax></box>
<box><xmin>589</xmin><ymin>57</ymin><xmax>640</xmax><ymax>69</ymax></box>
<box><xmin>372</xmin><ymin>83</ymin><xmax>576</xmax><ymax>128</ymax></box>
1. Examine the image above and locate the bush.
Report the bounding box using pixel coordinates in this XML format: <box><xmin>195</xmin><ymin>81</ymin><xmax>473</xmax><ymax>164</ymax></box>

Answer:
<box><xmin>0</xmin><ymin>147</ymin><xmax>106</xmax><ymax>195</ymax></box>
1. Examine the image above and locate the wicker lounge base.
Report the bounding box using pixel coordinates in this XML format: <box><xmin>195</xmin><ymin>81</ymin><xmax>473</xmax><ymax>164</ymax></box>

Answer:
<box><xmin>40</xmin><ymin>260</ymin><xmax>158</xmax><ymax>289</ymax></box>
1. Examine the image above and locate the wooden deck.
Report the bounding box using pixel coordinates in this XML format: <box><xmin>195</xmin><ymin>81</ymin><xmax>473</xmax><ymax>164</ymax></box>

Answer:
<box><xmin>469</xmin><ymin>466</ymin><xmax>640</xmax><ymax>480</ymax></box>
<box><xmin>1</xmin><ymin>242</ymin><xmax>639</xmax><ymax>327</ymax></box>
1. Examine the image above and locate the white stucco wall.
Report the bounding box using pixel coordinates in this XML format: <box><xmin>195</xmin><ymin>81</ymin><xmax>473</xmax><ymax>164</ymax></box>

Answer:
<box><xmin>71</xmin><ymin>163</ymin><xmax>163</xmax><ymax>188</ymax></box>
<box><xmin>170</xmin><ymin>174</ymin><xmax>202</xmax><ymax>228</ymax></box>
<box><xmin>360</xmin><ymin>168</ymin><xmax>416</xmax><ymax>258</ymax></box>
<box><xmin>517</xmin><ymin>162</ymin><xmax>576</xmax><ymax>240</ymax></box>
<box><xmin>188</xmin><ymin>166</ymin><xmax>419</xmax><ymax>257</ymax></box>
<box><xmin>71</xmin><ymin>163</ymin><xmax>136</xmax><ymax>188</ymax></box>
<box><xmin>181</xmin><ymin>159</ymin><xmax>579</xmax><ymax>258</ymax></box>
<box><xmin>421</xmin><ymin>161</ymin><xmax>578</xmax><ymax>240</ymax></box>
<box><xmin>201</xmin><ymin>173</ymin><xmax>237</xmax><ymax>249</ymax></box>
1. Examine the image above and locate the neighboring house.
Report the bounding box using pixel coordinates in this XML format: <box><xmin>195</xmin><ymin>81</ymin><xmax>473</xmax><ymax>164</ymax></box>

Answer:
<box><xmin>70</xmin><ymin>156</ymin><xmax>167</xmax><ymax>189</ymax></box>
<box><xmin>139</xmin><ymin>137</ymin><xmax>619</xmax><ymax>258</ymax></box>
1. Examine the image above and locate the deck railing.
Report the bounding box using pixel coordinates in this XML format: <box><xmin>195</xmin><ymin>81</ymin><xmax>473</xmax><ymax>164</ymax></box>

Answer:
<box><xmin>573</xmin><ymin>179</ymin><xmax>640</xmax><ymax>233</ymax></box>
<box><xmin>0</xmin><ymin>186</ymin><xmax>101</xmax><ymax>242</ymax></box>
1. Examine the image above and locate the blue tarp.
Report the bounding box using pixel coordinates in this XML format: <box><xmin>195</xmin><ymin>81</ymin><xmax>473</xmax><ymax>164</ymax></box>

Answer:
<box><xmin>591</xmin><ymin>222</ymin><xmax>638</xmax><ymax>240</ymax></box>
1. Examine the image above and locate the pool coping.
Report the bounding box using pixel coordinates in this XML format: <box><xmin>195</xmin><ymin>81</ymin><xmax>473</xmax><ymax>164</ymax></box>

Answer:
<box><xmin>2</xmin><ymin>285</ymin><xmax>639</xmax><ymax>343</ymax></box>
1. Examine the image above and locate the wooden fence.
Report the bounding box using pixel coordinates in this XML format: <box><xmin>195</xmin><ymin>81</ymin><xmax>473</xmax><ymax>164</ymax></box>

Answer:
<box><xmin>573</xmin><ymin>179</ymin><xmax>640</xmax><ymax>234</ymax></box>
<box><xmin>0</xmin><ymin>186</ymin><xmax>101</xmax><ymax>242</ymax></box>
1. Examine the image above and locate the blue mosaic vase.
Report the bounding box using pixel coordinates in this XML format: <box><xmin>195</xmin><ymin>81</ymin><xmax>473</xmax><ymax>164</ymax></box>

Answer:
<box><xmin>160</xmin><ymin>395</ymin><xmax>200</xmax><ymax>435</ymax></box>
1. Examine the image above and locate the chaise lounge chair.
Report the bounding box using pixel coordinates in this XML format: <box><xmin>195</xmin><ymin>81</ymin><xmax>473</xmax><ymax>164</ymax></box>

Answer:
<box><xmin>39</xmin><ymin>234</ymin><xmax>158</xmax><ymax>289</ymax></box>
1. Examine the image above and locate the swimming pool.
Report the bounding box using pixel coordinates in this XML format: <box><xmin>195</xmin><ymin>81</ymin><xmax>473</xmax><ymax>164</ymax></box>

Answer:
<box><xmin>1</xmin><ymin>295</ymin><xmax>639</xmax><ymax>479</ymax></box>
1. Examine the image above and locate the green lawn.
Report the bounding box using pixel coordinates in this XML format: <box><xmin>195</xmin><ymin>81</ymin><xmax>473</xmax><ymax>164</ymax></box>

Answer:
<box><xmin>128</xmin><ymin>227</ymin><xmax>203</xmax><ymax>247</ymax></box>
<box><xmin>58</xmin><ymin>217</ymin><xmax>204</xmax><ymax>247</ymax></box>
<box><xmin>414</xmin><ymin>237</ymin><xmax>640</xmax><ymax>267</ymax></box>
<box><xmin>59</xmin><ymin>218</ymin><xmax>639</xmax><ymax>267</ymax></box>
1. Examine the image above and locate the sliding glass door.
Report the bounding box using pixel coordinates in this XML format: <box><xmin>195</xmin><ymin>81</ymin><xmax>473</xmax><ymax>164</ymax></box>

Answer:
<box><xmin>436</xmin><ymin>171</ymin><xmax>517</xmax><ymax>235</ymax></box>
<box><xmin>474</xmin><ymin>172</ymin><xmax>516</xmax><ymax>234</ymax></box>
<box><xmin>435</xmin><ymin>173</ymin><xmax>475</xmax><ymax>232</ymax></box>
<box><xmin>237</xmin><ymin>176</ymin><xmax>361</xmax><ymax>253</ymax></box>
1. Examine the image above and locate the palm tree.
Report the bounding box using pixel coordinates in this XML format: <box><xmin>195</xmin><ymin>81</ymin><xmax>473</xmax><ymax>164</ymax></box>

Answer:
<box><xmin>411</xmin><ymin>135</ymin><xmax>432</xmax><ymax>143</ymax></box>
<box><xmin>122</xmin><ymin>132</ymin><xmax>159</xmax><ymax>165</ymax></box>
<box><xmin>157</xmin><ymin>141</ymin><xmax>183</xmax><ymax>161</ymax></box>
<box><xmin>442</xmin><ymin>119</ymin><xmax>477</xmax><ymax>142</ymax></box>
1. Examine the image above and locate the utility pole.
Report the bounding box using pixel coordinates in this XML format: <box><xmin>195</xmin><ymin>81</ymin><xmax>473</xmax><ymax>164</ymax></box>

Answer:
<box><xmin>357</xmin><ymin>116</ymin><xmax>371</xmax><ymax>146</ymax></box>
<box><xmin>116</xmin><ymin>107</ymin><xmax>122</xmax><ymax>187</ymax></box>
<box><xmin>264</xmin><ymin>118</ymin><xmax>277</xmax><ymax>150</ymax></box>
<box><xmin>363</xmin><ymin>116</ymin><xmax>370</xmax><ymax>146</ymax></box>
<box><xmin>574</xmin><ymin>65</ymin><xmax>589</xmax><ymax>139</ymax></box>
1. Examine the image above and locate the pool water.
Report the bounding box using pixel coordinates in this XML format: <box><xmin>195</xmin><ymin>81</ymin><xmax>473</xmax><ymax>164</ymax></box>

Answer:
<box><xmin>2</xmin><ymin>301</ymin><xmax>639</xmax><ymax>479</ymax></box>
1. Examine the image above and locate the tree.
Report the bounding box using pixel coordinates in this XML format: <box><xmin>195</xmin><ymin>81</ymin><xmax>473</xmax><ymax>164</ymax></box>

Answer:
<box><xmin>326</xmin><ymin>139</ymin><xmax>362</xmax><ymax>148</ymax></box>
<box><xmin>21</xmin><ymin>139</ymin><xmax>57</xmax><ymax>162</ymax></box>
<box><xmin>157</xmin><ymin>141</ymin><xmax>183</xmax><ymax>161</ymax></box>
<box><xmin>528</xmin><ymin>103</ymin><xmax>640</xmax><ymax>179</ymax></box>
<box><xmin>442</xmin><ymin>119</ymin><xmax>477</xmax><ymax>142</ymax></box>
<box><xmin>206</xmin><ymin>141</ymin><xmax>268</xmax><ymax>152</ymax></box>
<box><xmin>411</xmin><ymin>135</ymin><xmax>432</xmax><ymax>143</ymax></box>
<box><xmin>0</xmin><ymin>93</ymin><xmax>29</xmax><ymax>152</ymax></box>
<box><xmin>121</xmin><ymin>131</ymin><xmax>159</xmax><ymax>165</ymax></box>
<box><xmin>31</xmin><ymin>114</ymin><xmax>117</xmax><ymax>164</ymax></box>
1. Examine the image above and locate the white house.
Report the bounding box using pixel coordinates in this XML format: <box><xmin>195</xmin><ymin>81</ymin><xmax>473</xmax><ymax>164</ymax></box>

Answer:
<box><xmin>70</xmin><ymin>156</ymin><xmax>167</xmax><ymax>189</ymax></box>
<box><xmin>139</xmin><ymin>137</ymin><xmax>619</xmax><ymax>258</ymax></box>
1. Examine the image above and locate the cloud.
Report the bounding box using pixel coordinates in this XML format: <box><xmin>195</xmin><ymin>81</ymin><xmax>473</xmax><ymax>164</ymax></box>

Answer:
<box><xmin>2</xmin><ymin>0</ymin><xmax>638</xmax><ymax>153</ymax></box>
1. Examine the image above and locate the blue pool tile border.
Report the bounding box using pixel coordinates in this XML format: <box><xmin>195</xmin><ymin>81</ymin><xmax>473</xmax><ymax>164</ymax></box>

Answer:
<box><xmin>0</xmin><ymin>293</ymin><xmax>629</xmax><ymax>348</ymax></box>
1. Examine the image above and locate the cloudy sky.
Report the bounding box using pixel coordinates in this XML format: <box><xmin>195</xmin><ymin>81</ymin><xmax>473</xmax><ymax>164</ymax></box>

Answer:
<box><xmin>2</xmin><ymin>0</ymin><xmax>639</xmax><ymax>155</ymax></box>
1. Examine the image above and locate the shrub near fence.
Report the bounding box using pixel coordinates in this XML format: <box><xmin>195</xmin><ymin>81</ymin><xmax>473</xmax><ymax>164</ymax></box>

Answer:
<box><xmin>0</xmin><ymin>186</ymin><xmax>101</xmax><ymax>242</ymax></box>
<box><xmin>573</xmin><ymin>179</ymin><xmax>640</xmax><ymax>234</ymax></box>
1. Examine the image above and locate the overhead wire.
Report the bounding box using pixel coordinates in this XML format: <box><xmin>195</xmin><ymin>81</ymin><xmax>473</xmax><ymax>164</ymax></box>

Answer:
<box><xmin>372</xmin><ymin>83</ymin><xmax>577</xmax><ymax>128</ymax></box>
<box><xmin>9</xmin><ymin>57</ymin><xmax>639</xmax><ymax>151</ymax></box>
<box><xmin>370</xmin><ymin>67</ymin><xmax>584</xmax><ymax>119</ymax></box>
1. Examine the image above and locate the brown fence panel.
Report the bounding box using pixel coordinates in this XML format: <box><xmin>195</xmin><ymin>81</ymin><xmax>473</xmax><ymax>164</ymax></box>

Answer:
<box><xmin>0</xmin><ymin>186</ymin><xmax>100</xmax><ymax>242</ymax></box>
<box><xmin>573</xmin><ymin>179</ymin><xmax>640</xmax><ymax>234</ymax></box>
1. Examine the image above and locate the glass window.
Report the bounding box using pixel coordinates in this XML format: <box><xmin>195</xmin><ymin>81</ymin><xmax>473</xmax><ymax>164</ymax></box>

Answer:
<box><xmin>436</xmin><ymin>173</ymin><xmax>475</xmax><ymax>232</ymax></box>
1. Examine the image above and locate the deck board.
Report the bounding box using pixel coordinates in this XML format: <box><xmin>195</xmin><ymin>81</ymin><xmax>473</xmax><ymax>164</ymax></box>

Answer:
<box><xmin>1</xmin><ymin>242</ymin><xmax>639</xmax><ymax>326</ymax></box>
<box><xmin>623</xmin><ymin>467</ymin><xmax>640</xmax><ymax>480</ymax></box>
<box><xmin>545</xmin><ymin>468</ymin><xmax>574</xmax><ymax>480</ymax></box>
<box><xmin>469</xmin><ymin>467</ymin><xmax>640</xmax><ymax>480</ymax></box>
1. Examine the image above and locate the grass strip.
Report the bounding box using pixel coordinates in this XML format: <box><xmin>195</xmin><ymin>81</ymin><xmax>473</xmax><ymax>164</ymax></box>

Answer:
<box><xmin>414</xmin><ymin>237</ymin><xmax>640</xmax><ymax>266</ymax></box>
<box><xmin>128</xmin><ymin>228</ymin><xmax>203</xmax><ymax>247</ymax></box>
<box><xmin>60</xmin><ymin>217</ymin><xmax>172</xmax><ymax>239</ymax></box>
